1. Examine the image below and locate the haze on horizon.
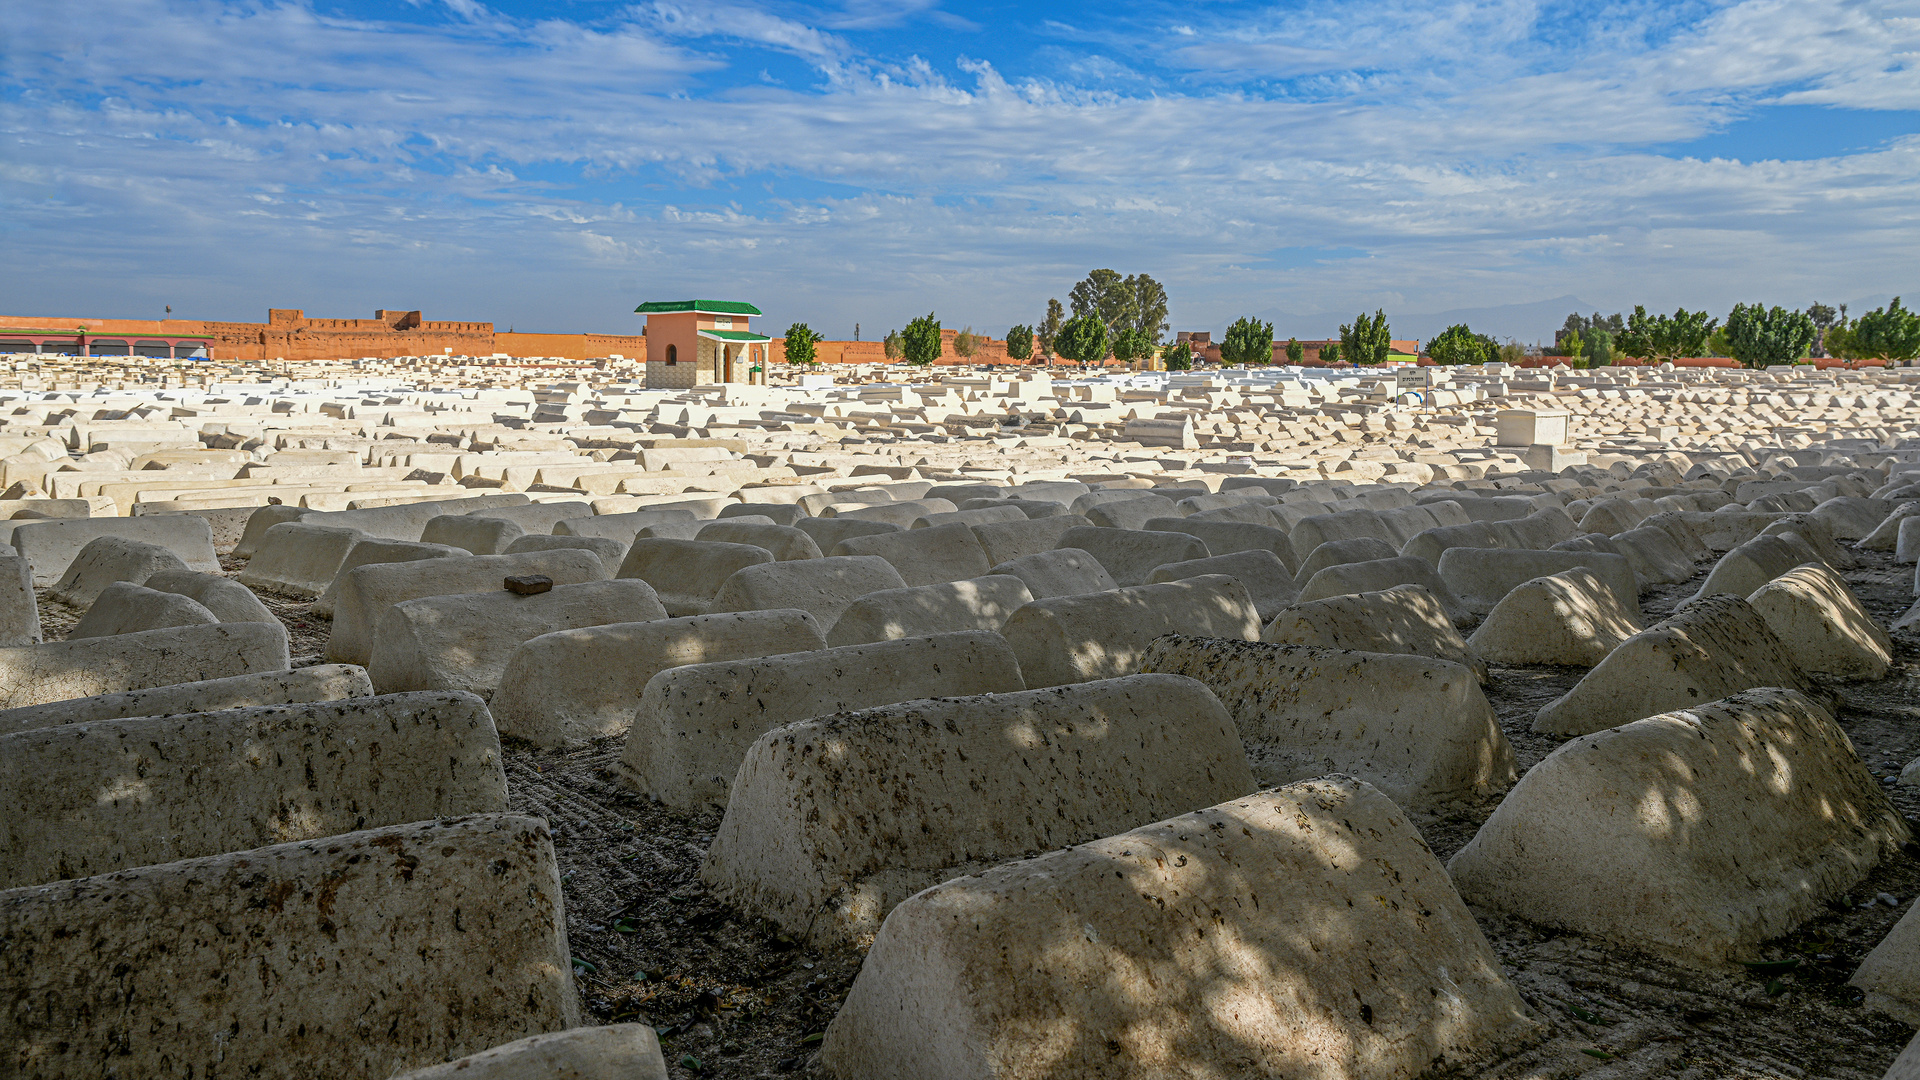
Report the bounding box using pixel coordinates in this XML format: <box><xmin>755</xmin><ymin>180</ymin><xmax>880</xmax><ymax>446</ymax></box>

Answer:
<box><xmin>3</xmin><ymin>0</ymin><xmax>1917</xmax><ymax>345</ymax></box>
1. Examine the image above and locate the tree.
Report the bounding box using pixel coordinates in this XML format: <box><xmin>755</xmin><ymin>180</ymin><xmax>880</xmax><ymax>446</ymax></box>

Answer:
<box><xmin>1005</xmin><ymin>324</ymin><xmax>1034</xmax><ymax>361</ymax></box>
<box><xmin>1037</xmin><ymin>299</ymin><xmax>1065</xmax><ymax>359</ymax></box>
<box><xmin>1498</xmin><ymin>340</ymin><xmax>1526</xmax><ymax>365</ymax></box>
<box><xmin>1160</xmin><ymin>341</ymin><xmax>1194</xmax><ymax>371</ymax></box>
<box><xmin>1725</xmin><ymin>302</ymin><xmax>1815</xmax><ymax>368</ymax></box>
<box><xmin>1560</xmin><ymin>329</ymin><xmax>1583</xmax><ymax>365</ymax></box>
<box><xmin>1806</xmin><ymin>302</ymin><xmax>1840</xmax><ymax>358</ymax></box>
<box><xmin>1585</xmin><ymin>328</ymin><xmax>1613</xmax><ymax>367</ymax></box>
<box><xmin>1843</xmin><ymin>298</ymin><xmax>1920</xmax><ymax>364</ymax></box>
<box><xmin>1111</xmin><ymin>327</ymin><xmax>1154</xmax><ymax>367</ymax></box>
<box><xmin>1055</xmin><ymin>313</ymin><xmax>1109</xmax><ymax>366</ymax></box>
<box><xmin>901</xmin><ymin>313</ymin><xmax>943</xmax><ymax>367</ymax></box>
<box><xmin>1339</xmin><ymin>309</ymin><xmax>1391</xmax><ymax>365</ymax></box>
<box><xmin>1321</xmin><ymin>341</ymin><xmax>1343</xmax><ymax>364</ymax></box>
<box><xmin>1068</xmin><ymin>269</ymin><xmax>1169</xmax><ymax>344</ymax></box>
<box><xmin>1427</xmin><ymin>323</ymin><xmax>1494</xmax><ymax>365</ymax></box>
<box><xmin>1557</xmin><ymin>311</ymin><xmax>1624</xmax><ymax>353</ymax></box>
<box><xmin>953</xmin><ymin>326</ymin><xmax>981</xmax><ymax>358</ymax></box>
<box><xmin>1285</xmin><ymin>337</ymin><xmax>1304</xmax><ymax>364</ymax></box>
<box><xmin>1618</xmin><ymin>306</ymin><xmax>1718</xmax><ymax>361</ymax></box>
<box><xmin>783</xmin><ymin>323</ymin><xmax>824</xmax><ymax>366</ymax></box>
<box><xmin>883</xmin><ymin>329</ymin><xmax>903</xmax><ymax>361</ymax></box>
<box><xmin>1220</xmin><ymin>316</ymin><xmax>1274</xmax><ymax>366</ymax></box>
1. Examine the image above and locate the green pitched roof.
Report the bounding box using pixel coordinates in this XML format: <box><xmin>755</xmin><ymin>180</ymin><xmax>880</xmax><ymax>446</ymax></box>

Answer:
<box><xmin>697</xmin><ymin>329</ymin><xmax>772</xmax><ymax>342</ymax></box>
<box><xmin>634</xmin><ymin>300</ymin><xmax>763</xmax><ymax>316</ymax></box>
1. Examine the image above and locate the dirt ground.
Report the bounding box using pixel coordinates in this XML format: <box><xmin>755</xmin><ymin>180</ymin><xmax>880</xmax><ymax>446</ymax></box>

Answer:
<box><xmin>44</xmin><ymin>548</ymin><xmax>1920</xmax><ymax>1079</ymax></box>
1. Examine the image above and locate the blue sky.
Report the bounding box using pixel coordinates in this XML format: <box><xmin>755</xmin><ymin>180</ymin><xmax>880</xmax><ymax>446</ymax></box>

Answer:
<box><xmin>3</xmin><ymin>0</ymin><xmax>1918</xmax><ymax>343</ymax></box>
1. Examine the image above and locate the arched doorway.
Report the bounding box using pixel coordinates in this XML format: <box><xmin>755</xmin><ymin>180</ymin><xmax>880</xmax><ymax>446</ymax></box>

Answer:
<box><xmin>665</xmin><ymin>343</ymin><xmax>677</xmax><ymax>365</ymax></box>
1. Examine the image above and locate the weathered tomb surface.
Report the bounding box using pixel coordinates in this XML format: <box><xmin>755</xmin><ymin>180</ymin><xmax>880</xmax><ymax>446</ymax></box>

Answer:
<box><xmin>620</xmin><ymin>630</ymin><xmax>1026</xmax><ymax>809</ymax></box>
<box><xmin>1296</xmin><ymin>554</ymin><xmax>1472</xmax><ymax>625</ymax></box>
<box><xmin>369</xmin><ymin>578</ymin><xmax>667</xmax><ymax>695</ymax></box>
<box><xmin>986</xmin><ymin>546</ymin><xmax>1116</xmax><ymax>598</ymax></box>
<box><xmin>327</xmin><ymin>548</ymin><xmax>608</xmax><ymax>666</ymax></box>
<box><xmin>0</xmin><ymin>620</ymin><xmax>290</xmax><ymax>710</ymax></box>
<box><xmin>0</xmin><ymin>814</ymin><xmax>579</xmax><ymax>1079</ymax></box>
<box><xmin>310</xmin><ymin>537</ymin><xmax>467</xmax><ymax>616</ymax></box>
<box><xmin>389</xmin><ymin>1025</ymin><xmax>669</xmax><ymax>1080</ymax></box>
<box><xmin>1467</xmin><ymin>566</ymin><xmax>1645</xmax><ymax>667</ymax></box>
<box><xmin>490</xmin><ymin>609</ymin><xmax>828</xmax><ymax>747</ymax></box>
<box><xmin>818</xmin><ymin>777</ymin><xmax>1544</xmax><ymax>1080</ymax></box>
<box><xmin>700</xmin><ymin>673</ymin><xmax>1255</xmax><ymax>947</ymax></box>
<box><xmin>1533</xmin><ymin>594</ymin><xmax>1824</xmax><ymax>736</ymax></box>
<box><xmin>1000</xmin><ymin>574</ymin><xmax>1261</xmax><ymax>687</ymax></box>
<box><xmin>238</xmin><ymin>521</ymin><xmax>368</xmax><ymax>597</ymax></box>
<box><xmin>0</xmin><ymin>663</ymin><xmax>371</xmax><ymax>734</ymax></box>
<box><xmin>1453</xmin><ymin>689</ymin><xmax>1908</xmax><ymax>966</ymax></box>
<box><xmin>144</xmin><ymin>567</ymin><xmax>277</xmax><ymax>623</ymax></box>
<box><xmin>421</xmin><ymin>511</ymin><xmax>527</xmax><ymax>555</ymax></box>
<box><xmin>1139</xmin><ymin>633</ymin><xmax>1514</xmax><ymax>810</ymax></box>
<box><xmin>0</xmin><ymin>690</ymin><xmax>507</xmax><ymax>888</ymax></box>
<box><xmin>44</xmin><ymin>533</ymin><xmax>191</xmax><ymax>606</ymax></box>
<box><xmin>1148</xmin><ymin>547</ymin><xmax>1298</xmax><ymax>621</ymax></box>
<box><xmin>1438</xmin><ymin>546</ymin><xmax>1641</xmax><ymax>620</ymax></box>
<box><xmin>1056</xmin><ymin>523</ymin><xmax>1209</xmax><ymax>587</ymax></box>
<box><xmin>1747</xmin><ymin>562</ymin><xmax>1893</xmax><ymax>680</ymax></box>
<box><xmin>1853</xmin><ymin>899</ymin><xmax>1920</xmax><ymax>1027</ymax></box>
<box><xmin>823</xmin><ymin>574</ymin><xmax>1032</xmax><ymax>646</ymax></box>
<box><xmin>1690</xmin><ymin>532</ymin><xmax>1824</xmax><ymax>603</ymax></box>
<box><xmin>703</xmin><ymin>554</ymin><xmax>907</xmax><ymax>626</ymax></box>
<box><xmin>617</xmin><ymin>537</ymin><xmax>774</xmax><ymax>616</ymax></box>
<box><xmin>18</xmin><ymin>515</ymin><xmax>219</xmax><ymax>588</ymax></box>
<box><xmin>66</xmin><ymin>579</ymin><xmax>218</xmax><ymax>638</ymax></box>
<box><xmin>1262</xmin><ymin>582</ymin><xmax>1487</xmax><ymax>681</ymax></box>
<box><xmin>829</xmin><ymin>521</ymin><xmax>994</xmax><ymax>586</ymax></box>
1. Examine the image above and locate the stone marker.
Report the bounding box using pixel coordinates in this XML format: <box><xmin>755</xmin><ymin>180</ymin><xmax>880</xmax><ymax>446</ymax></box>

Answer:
<box><xmin>0</xmin><ymin>555</ymin><xmax>37</xmax><ymax>646</ymax></box>
<box><xmin>143</xmin><ymin>568</ymin><xmax>277</xmax><ymax>624</ymax></box>
<box><xmin>986</xmin><ymin>547</ymin><xmax>1117</xmax><ymax>598</ymax></box>
<box><xmin>1057</xmin><ymin>524</ymin><xmax>1210</xmax><ymax>587</ymax></box>
<box><xmin>14</xmin><ymin>515</ymin><xmax>219</xmax><ymax>587</ymax></box>
<box><xmin>45</xmin><ymin>534</ymin><xmax>191</xmax><ymax>606</ymax></box>
<box><xmin>1438</xmin><ymin>547</ymin><xmax>1640</xmax><ymax>620</ymax></box>
<box><xmin>68</xmin><ymin>580</ymin><xmax>218</xmax><ymax>638</ymax></box>
<box><xmin>1610</xmin><ymin>524</ymin><xmax>1698</xmax><ymax>584</ymax></box>
<box><xmin>421</xmin><ymin>513</ymin><xmax>526</xmax><ymax>555</ymax></box>
<box><xmin>0</xmin><ymin>814</ymin><xmax>579</xmax><ymax>1078</ymax></box>
<box><xmin>1295</xmin><ymin>556</ymin><xmax>1472</xmax><ymax>626</ymax></box>
<box><xmin>616</xmin><ymin>538</ymin><xmax>775</xmax><ymax>616</ymax></box>
<box><xmin>701</xmin><ymin>673</ymin><xmax>1256</xmax><ymax>947</ymax></box>
<box><xmin>1001</xmin><ymin>575</ymin><xmax>1261</xmax><ymax>688</ymax></box>
<box><xmin>819</xmin><ymin>777</ymin><xmax>1543</xmax><ymax>1080</ymax></box>
<box><xmin>621</xmin><ymin>630</ymin><xmax>1027</xmax><ymax>808</ymax></box>
<box><xmin>369</xmin><ymin>579</ymin><xmax>667</xmax><ymax>696</ymax></box>
<box><xmin>1533</xmin><ymin>594</ymin><xmax>1824</xmax><ymax>736</ymax></box>
<box><xmin>0</xmin><ymin>621</ymin><xmax>290</xmax><ymax>710</ymax></box>
<box><xmin>1453</xmin><ymin>688</ymin><xmax>1907</xmax><ymax>965</ymax></box>
<box><xmin>825</xmin><ymin>575</ymin><xmax>1033</xmax><ymax>647</ymax></box>
<box><xmin>327</xmin><ymin>549</ymin><xmax>609</xmax><ymax>666</ymax></box>
<box><xmin>1466</xmin><ymin>567</ymin><xmax>1644</xmax><ymax>667</ymax></box>
<box><xmin>705</xmin><ymin>555</ymin><xmax>907</xmax><ymax>626</ymax></box>
<box><xmin>829</xmin><ymin>521</ymin><xmax>994</xmax><ymax>586</ymax></box>
<box><xmin>794</xmin><ymin>515</ymin><xmax>901</xmax><ymax>553</ymax></box>
<box><xmin>1746</xmin><ymin>562</ymin><xmax>1891</xmax><ymax>680</ymax></box>
<box><xmin>490</xmin><ymin>609</ymin><xmax>828</xmax><ymax>747</ymax></box>
<box><xmin>1852</xmin><ymin>899</ymin><xmax>1920</xmax><ymax>1027</ymax></box>
<box><xmin>0</xmin><ymin>664</ymin><xmax>372</xmax><ymax>735</ymax></box>
<box><xmin>390</xmin><ymin>1025</ymin><xmax>668</xmax><ymax>1080</ymax></box>
<box><xmin>504</xmin><ymin>573</ymin><xmax>554</xmax><ymax>595</ymax></box>
<box><xmin>231</xmin><ymin>502</ymin><xmax>311</xmax><ymax>559</ymax></box>
<box><xmin>1140</xmin><ymin>635</ymin><xmax>1514</xmax><ymax>810</ymax></box>
<box><xmin>1262</xmin><ymin>584</ymin><xmax>1486</xmax><ymax>682</ymax></box>
<box><xmin>311</xmin><ymin>537</ymin><xmax>468</xmax><ymax>617</ymax></box>
<box><xmin>0</xmin><ymin>690</ymin><xmax>507</xmax><ymax>888</ymax></box>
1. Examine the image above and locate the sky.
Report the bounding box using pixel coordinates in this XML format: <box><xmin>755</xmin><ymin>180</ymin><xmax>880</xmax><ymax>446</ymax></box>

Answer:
<box><xmin>2</xmin><ymin>0</ymin><xmax>1918</xmax><ymax>344</ymax></box>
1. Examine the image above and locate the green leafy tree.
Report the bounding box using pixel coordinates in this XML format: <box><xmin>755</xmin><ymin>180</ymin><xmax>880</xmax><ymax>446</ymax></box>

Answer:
<box><xmin>1220</xmin><ymin>316</ymin><xmax>1274</xmax><ymax>366</ymax></box>
<box><xmin>1845</xmin><ymin>298</ymin><xmax>1920</xmax><ymax>364</ymax></box>
<box><xmin>1618</xmin><ymin>306</ymin><xmax>1718</xmax><ymax>361</ymax></box>
<box><xmin>1427</xmin><ymin>323</ymin><xmax>1494</xmax><ymax>365</ymax></box>
<box><xmin>1559</xmin><ymin>329</ymin><xmax>1583</xmax><ymax>364</ymax></box>
<box><xmin>1585</xmin><ymin>328</ymin><xmax>1613</xmax><ymax>367</ymax></box>
<box><xmin>953</xmin><ymin>326</ymin><xmax>981</xmax><ymax>358</ymax></box>
<box><xmin>901</xmin><ymin>313</ymin><xmax>943</xmax><ymax>367</ymax></box>
<box><xmin>1321</xmin><ymin>341</ymin><xmax>1343</xmax><ymax>364</ymax></box>
<box><xmin>1124</xmin><ymin>273</ymin><xmax>1170</xmax><ymax>343</ymax></box>
<box><xmin>883</xmin><ymin>329</ymin><xmax>903</xmax><ymax>361</ymax></box>
<box><xmin>1004</xmin><ymin>324</ymin><xmax>1034</xmax><ymax>361</ymax></box>
<box><xmin>1037</xmin><ymin>299</ymin><xmax>1065</xmax><ymax>359</ymax></box>
<box><xmin>783</xmin><ymin>323</ymin><xmax>825</xmax><ymax>366</ymax></box>
<box><xmin>1497</xmin><ymin>340</ymin><xmax>1526</xmax><ymax>365</ymax></box>
<box><xmin>1805</xmin><ymin>302</ymin><xmax>1840</xmax><ymax>358</ymax></box>
<box><xmin>1285</xmin><ymin>337</ymin><xmax>1304</xmax><ymax>364</ymax></box>
<box><xmin>1054</xmin><ymin>313</ymin><xmax>1109</xmax><ymax>367</ymax></box>
<box><xmin>1160</xmin><ymin>341</ymin><xmax>1194</xmax><ymax>371</ymax></box>
<box><xmin>1339</xmin><ymin>309</ymin><xmax>1391</xmax><ymax>365</ymax></box>
<box><xmin>1111</xmin><ymin>327</ymin><xmax>1154</xmax><ymax>367</ymax></box>
<box><xmin>1068</xmin><ymin>269</ymin><xmax>1169</xmax><ymax>344</ymax></box>
<box><xmin>1725</xmin><ymin>302</ymin><xmax>1816</xmax><ymax>368</ymax></box>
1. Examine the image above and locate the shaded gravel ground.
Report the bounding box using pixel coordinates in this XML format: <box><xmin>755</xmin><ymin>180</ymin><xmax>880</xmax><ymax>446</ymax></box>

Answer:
<box><xmin>37</xmin><ymin>548</ymin><xmax>1918</xmax><ymax>1079</ymax></box>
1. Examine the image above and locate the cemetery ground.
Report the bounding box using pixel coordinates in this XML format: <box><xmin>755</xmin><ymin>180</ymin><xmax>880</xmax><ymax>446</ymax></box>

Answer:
<box><xmin>33</xmin><ymin>550</ymin><xmax>1911</xmax><ymax>1080</ymax></box>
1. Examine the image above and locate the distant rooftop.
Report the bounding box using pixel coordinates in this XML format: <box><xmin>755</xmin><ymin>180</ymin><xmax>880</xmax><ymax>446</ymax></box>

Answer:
<box><xmin>633</xmin><ymin>300</ymin><xmax>763</xmax><ymax>316</ymax></box>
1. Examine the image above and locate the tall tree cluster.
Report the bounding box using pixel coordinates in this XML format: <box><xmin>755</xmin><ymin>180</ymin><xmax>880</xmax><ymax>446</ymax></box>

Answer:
<box><xmin>1339</xmin><ymin>309</ymin><xmax>1392</xmax><ymax>365</ymax></box>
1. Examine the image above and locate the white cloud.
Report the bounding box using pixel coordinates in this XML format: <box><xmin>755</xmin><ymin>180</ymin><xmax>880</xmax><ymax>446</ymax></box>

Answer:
<box><xmin>1</xmin><ymin>0</ymin><xmax>1917</xmax><ymax>340</ymax></box>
